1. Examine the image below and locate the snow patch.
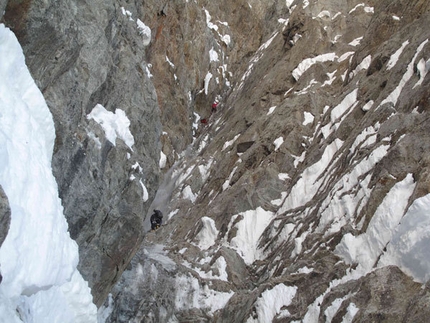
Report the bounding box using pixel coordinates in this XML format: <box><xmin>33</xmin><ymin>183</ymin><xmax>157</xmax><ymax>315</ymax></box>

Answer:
<box><xmin>136</xmin><ymin>19</ymin><xmax>151</xmax><ymax>46</ymax></box>
<box><xmin>274</xmin><ymin>137</ymin><xmax>284</xmax><ymax>151</ymax></box>
<box><xmin>379</xmin><ymin>193</ymin><xmax>430</xmax><ymax>283</ymax></box>
<box><xmin>195</xmin><ymin>217</ymin><xmax>219</xmax><ymax>250</ymax></box>
<box><xmin>246</xmin><ymin>284</ymin><xmax>297</xmax><ymax>322</ymax></box>
<box><xmin>292</xmin><ymin>53</ymin><xmax>337</xmax><ymax>81</ymax></box>
<box><xmin>387</xmin><ymin>40</ymin><xmax>409</xmax><ymax>70</ymax></box>
<box><xmin>335</xmin><ymin>174</ymin><xmax>416</xmax><ymax>272</ymax></box>
<box><xmin>87</xmin><ymin>104</ymin><xmax>135</xmax><ymax>150</ymax></box>
<box><xmin>303</xmin><ymin>112</ymin><xmax>314</xmax><ymax>125</ymax></box>
<box><xmin>227</xmin><ymin>207</ymin><xmax>276</xmax><ymax>264</ymax></box>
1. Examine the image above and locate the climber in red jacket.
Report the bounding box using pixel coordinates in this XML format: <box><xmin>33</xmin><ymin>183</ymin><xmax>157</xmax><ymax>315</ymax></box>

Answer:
<box><xmin>211</xmin><ymin>101</ymin><xmax>218</xmax><ymax>113</ymax></box>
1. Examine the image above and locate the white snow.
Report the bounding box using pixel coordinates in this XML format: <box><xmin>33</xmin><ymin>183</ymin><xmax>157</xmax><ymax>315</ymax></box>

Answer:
<box><xmin>274</xmin><ymin>137</ymin><xmax>284</xmax><ymax>151</ymax></box>
<box><xmin>317</xmin><ymin>143</ymin><xmax>389</xmax><ymax>237</ymax></box>
<box><xmin>183</xmin><ymin>255</ymin><xmax>229</xmax><ymax>281</ymax></box>
<box><xmin>378</xmin><ymin>193</ymin><xmax>430</xmax><ymax>283</ymax></box>
<box><xmin>160</xmin><ymin>150</ymin><xmax>167</xmax><ymax>169</ymax></box>
<box><xmin>87</xmin><ymin>104</ymin><xmax>135</xmax><ymax>150</ymax></box>
<box><xmin>279</xmin><ymin>139</ymin><xmax>343</xmax><ymax>212</ymax></box>
<box><xmin>166</xmin><ymin>55</ymin><xmax>175</xmax><ymax>68</ymax></box>
<box><xmin>292</xmin><ymin>53</ymin><xmax>337</xmax><ymax>81</ymax></box>
<box><xmin>303</xmin><ymin>112</ymin><xmax>314</xmax><ymax>125</ymax></box>
<box><xmin>198</xmin><ymin>158</ymin><xmax>213</xmax><ymax>183</ymax></box>
<box><xmin>335</xmin><ymin>174</ymin><xmax>416</xmax><ymax>272</ymax></box>
<box><xmin>222</xmin><ymin>134</ymin><xmax>241</xmax><ymax>151</ymax></box>
<box><xmin>342</xmin><ymin>302</ymin><xmax>359</xmax><ymax>322</ymax></box>
<box><xmin>144</xmin><ymin>245</ymin><xmax>176</xmax><ymax>272</ymax></box>
<box><xmin>413</xmin><ymin>58</ymin><xmax>429</xmax><ymax>88</ymax></box>
<box><xmin>278</xmin><ymin>173</ymin><xmax>290</xmax><ymax>181</ymax></box>
<box><xmin>324</xmin><ymin>295</ymin><xmax>350</xmax><ymax>322</ymax></box>
<box><xmin>132</xmin><ymin>161</ymin><xmax>143</xmax><ymax>173</ymax></box>
<box><xmin>120</xmin><ymin>7</ymin><xmax>133</xmax><ymax>21</ymax></box>
<box><xmin>323</xmin><ymin>71</ymin><xmax>337</xmax><ymax>86</ymax></box>
<box><xmin>320</xmin><ymin>88</ymin><xmax>358</xmax><ymax>138</ymax></box>
<box><xmin>361</xmin><ymin>100</ymin><xmax>374</xmax><ymax>112</ymax></box>
<box><xmin>348</xmin><ymin>37</ymin><xmax>363</xmax><ymax>46</ymax></box>
<box><xmin>167</xmin><ymin>209</ymin><xmax>179</xmax><ymax>221</ymax></box>
<box><xmin>182</xmin><ymin>185</ymin><xmax>197</xmax><ymax>203</ymax></box>
<box><xmin>227</xmin><ymin>207</ymin><xmax>276</xmax><ymax>264</ymax></box>
<box><xmin>223</xmin><ymin>166</ymin><xmax>238</xmax><ymax>191</ymax></box>
<box><xmin>303</xmin><ymin>0</ymin><xmax>309</xmax><ymax>9</ymax></box>
<box><xmin>195</xmin><ymin>217</ymin><xmax>219</xmax><ymax>250</ymax></box>
<box><xmin>246</xmin><ymin>284</ymin><xmax>297</xmax><ymax>323</ymax></box>
<box><xmin>349</xmin><ymin>4</ymin><xmax>373</xmax><ymax>14</ymax></box>
<box><xmin>204</xmin><ymin>9</ymin><xmax>218</xmax><ymax>31</ymax></box>
<box><xmin>349</xmin><ymin>55</ymin><xmax>371</xmax><ymax>78</ymax></box>
<box><xmin>145</xmin><ymin>64</ymin><xmax>153</xmax><ymax>78</ymax></box>
<box><xmin>316</xmin><ymin>11</ymin><xmax>331</xmax><ymax>19</ymax></box>
<box><xmin>221</xmin><ymin>34</ymin><xmax>231</xmax><ymax>46</ymax></box>
<box><xmin>380</xmin><ymin>39</ymin><xmax>428</xmax><ymax>108</ymax></box>
<box><xmin>175</xmin><ymin>274</ymin><xmax>233</xmax><ymax>315</ymax></box>
<box><xmin>271</xmin><ymin>192</ymin><xmax>288</xmax><ymax>207</ymax></box>
<box><xmin>139</xmin><ymin>179</ymin><xmax>149</xmax><ymax>202</ymax></box>
<box><xmin>267</xmin><ymin>106</ymin><xmax>277</xmax><ymax>115</ymax></box>
<box><xmin>0</xmin><ymin>23</ymin><xmax>96</xmax><ymax>323</ymax></box>
<box><xmin>286</xmin><ymin>0</ymin><xmax>295</xmax><ymax>8</ymax></box>
<box><xmin>293</xmin><ymin>151</ymin><xmax>306</xmax><ymax>168</ymax></box>
<box><xmin>209</xmin><ymin>48</ymin><xmax>219</xmax><ymax>62</ymax></box>
<box><xmin>338</xmin><ymin>51</ymin><xmax>354</xmax><ymax>63</ymax></box>
<box><xmin>295</xmin><ymin>266</ymin><xmax>314</xmax><ymax>274</ymax></box>
<box><xmin>387</xmin><ymin>40</ymin><xmax>409</xmax><ymax>70</ymax></box>
<box><xmin>204</xmin><ymin>72</ymin><xmax>213</xmax><ymax>95</ymax></box>
<box><xmin>136</xmin><ymin>19</ymin><xmax>151</xmax><ymax>46</ymax></box>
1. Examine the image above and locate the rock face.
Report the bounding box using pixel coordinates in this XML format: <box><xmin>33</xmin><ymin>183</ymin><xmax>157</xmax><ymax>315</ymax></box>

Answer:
<box><xmin>2</xmin><ymin>0</ymin><xmax>430</xmax><ymax>321</ymax></box>
<box><xmin>102</xmin><ymin>0</ymin><xmax>430</xmax><ymax>322</ymax></box>
<box><xmin>0</xmin><ymin>185</ymin><xmax>8</xmax><ymax>283</ymax></box>
<box><xmin>2</xmin><ymin>0</ymin><xmax>162</xmax><ymax>306</ymax></box>
<box><xmin>0</xmin><ymin>185</ymin><xmax>10</xmax><ymax>249</ymax></box>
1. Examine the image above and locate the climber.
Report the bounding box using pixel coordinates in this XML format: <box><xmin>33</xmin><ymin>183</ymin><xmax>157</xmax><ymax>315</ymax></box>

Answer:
<box><xmin>150</xmin><ymin>209</ymin><xmax>163</xmax><ymax>230</ymax></box>
<box><xmin>211</xmin><ymin>100</ymin><xmax>219</xmax><ymax>113</ymax></box>
<box><xmin>200</xmin><ymin>118</ymin><xmax>208</xmax><ymax>124</ymax></box>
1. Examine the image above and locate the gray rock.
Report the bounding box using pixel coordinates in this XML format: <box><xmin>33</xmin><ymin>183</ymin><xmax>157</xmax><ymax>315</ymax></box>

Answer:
<box><xmin>0</xmin><ymin>185</ymin><xmax>10</xmax><ymax>285</ymax></box>
<box><xmin>103</xmin><ymin>0</ymin><xmax>430</xmax><ymax>321</ymax></box>
<box><xmin>0</xmin><ymin>0</ymin><xmax>7</xmax><ymax>20</ymax></box>
<box><xmin>2</xmin><ymin>0</ymin><xmax>161</xmax><ymax>306</ymax></box>
<box><xmin>3</xmin><ymin>0</ymin><xmax>430</xmax><ymax>320</ymax></box>
<box><xmin>236</xmin><ymin>141</ymin><xmax>255</xmax><ymax>153</ymax></box>
<box><xmin>0</xmin><ymin>185</ymin><xmax>10</xmax><ymax>249</ymax></box>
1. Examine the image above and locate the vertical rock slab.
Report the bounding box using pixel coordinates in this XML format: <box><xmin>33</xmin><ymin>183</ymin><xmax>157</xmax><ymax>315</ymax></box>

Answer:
<box><xmin>2</xmin><ymin>0</ymin><xmax>161</xmax><ymax>306</ymax></box>
<box><xmin>0</xmin><ymin>185</ymin><xmax>10</xmax><ymax>249</ymax></box>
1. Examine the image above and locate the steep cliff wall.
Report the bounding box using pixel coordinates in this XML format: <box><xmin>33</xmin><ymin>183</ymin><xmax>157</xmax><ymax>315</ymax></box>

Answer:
<box><xmin>1</xmin><ymin>0</ymin><xmax>430</xmax><ymax>321</ymax></box>
<box><xmin>0</xmin><ymin>0</ymin><xmax>279</xmax><ymax>309</ymax></box>
<box><xmin>103</xmin><ymin>0</ymin><xmax>430</xmax><ymax>322</ymax></box>
<box><xmin>2</xmin><ymin>0</ymin><xmax>163</xmax><ymax>306</ymax></box>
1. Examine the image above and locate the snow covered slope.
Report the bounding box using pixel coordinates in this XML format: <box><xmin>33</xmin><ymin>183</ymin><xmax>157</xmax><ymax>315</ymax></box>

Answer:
<box><xmin>0</xmin><ymin>24</ymin><xmax>97</xmax><ymax>323</ymax></box>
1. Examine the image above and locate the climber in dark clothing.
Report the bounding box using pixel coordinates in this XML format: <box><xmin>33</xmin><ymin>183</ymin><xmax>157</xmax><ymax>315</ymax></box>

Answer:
<box><xmin>150</xmin><ymin>209</ymin><xmax>163</xmax><ymax>230</ymax></box>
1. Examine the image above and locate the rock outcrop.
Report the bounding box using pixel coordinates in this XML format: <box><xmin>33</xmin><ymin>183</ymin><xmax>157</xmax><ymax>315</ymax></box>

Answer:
<box><xmin>0</xmin><ymin>185</ymin><xmax>10</xmax><ymax>249</ymax></box>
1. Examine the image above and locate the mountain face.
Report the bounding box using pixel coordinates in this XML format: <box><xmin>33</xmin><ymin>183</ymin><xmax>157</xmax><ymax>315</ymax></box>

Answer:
<box><xmin>2</xmin><ymin>0</ymin><xmax>430</xmax><ymax>322</ymax></box>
